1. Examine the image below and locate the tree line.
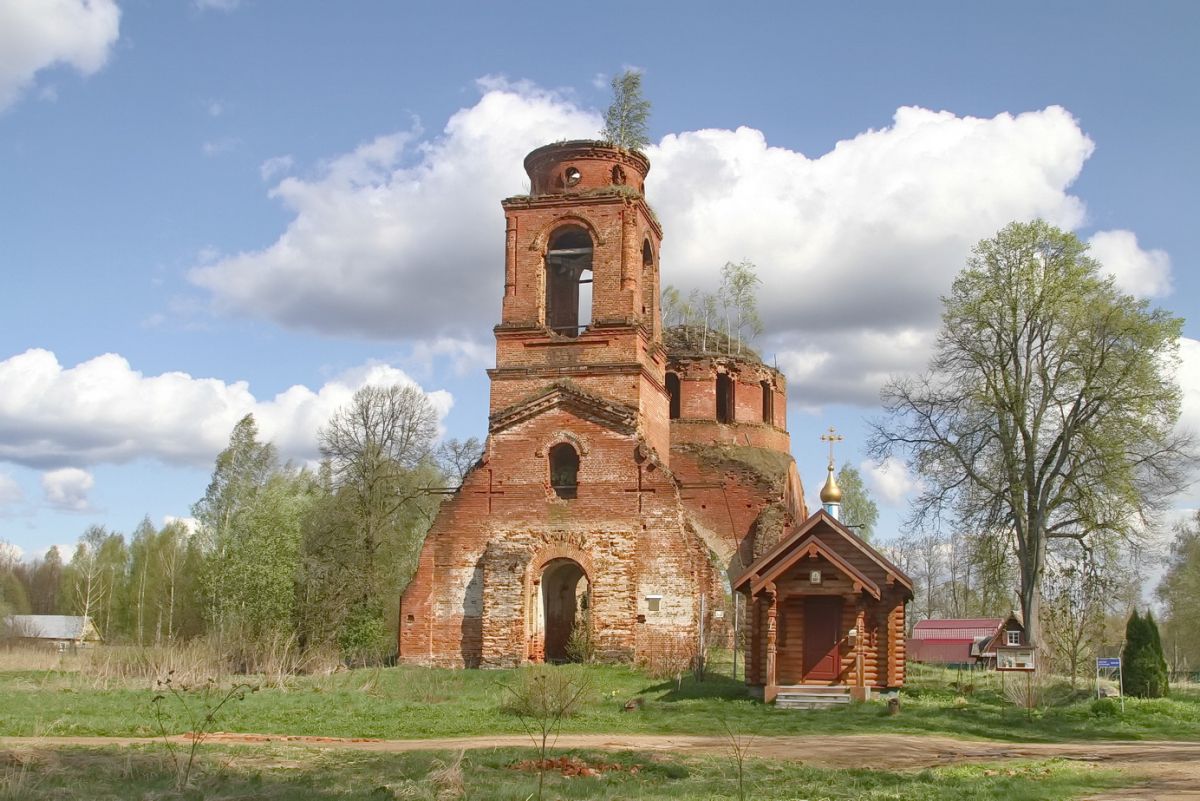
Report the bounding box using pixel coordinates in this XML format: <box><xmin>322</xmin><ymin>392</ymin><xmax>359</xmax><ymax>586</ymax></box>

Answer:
<box><xmin>0</xmin><ymin>385</ymin><xmax>480</xmax><ymax>665</ymax></box>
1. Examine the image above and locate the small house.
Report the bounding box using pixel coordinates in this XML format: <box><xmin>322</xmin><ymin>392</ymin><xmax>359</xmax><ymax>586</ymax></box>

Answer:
<box><xmin>907</xmin><ymin>612</ymin><xmax>1026</xmax><ymax>669</ymax></box>
<box><xmin>2</xmin><ymin>615</ymin><xmax>101</xmax><ymax>649</ymax></box>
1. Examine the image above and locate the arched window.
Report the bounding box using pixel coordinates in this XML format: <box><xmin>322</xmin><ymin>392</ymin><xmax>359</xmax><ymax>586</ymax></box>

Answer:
<box><xmin>545</xmin><ymin>227</ymin><xmax>593</xmax><ymax>337</ymax></box>
<box><xmin>641</xmin><ymin>240</ymin><xmax>655</xmax><ymax>319</ymax></box>
<box><xmin>760</xmin><ymin>380</ymin><xmax>774</xmax><ymax>424</ymax></box>
<box><xmin>666</xmin><ymin>372</ymin><xmax>681</xmax><ymax>420</ymax></box>
<box><xmin>716</xmin><ymin>373</ymin><xmax>735</xmax><ymax>423</ymax></box>
<box><xmin>549</xmin><ymin>443</ymin><xmax>579</xmax><ymax>499</ymax></box>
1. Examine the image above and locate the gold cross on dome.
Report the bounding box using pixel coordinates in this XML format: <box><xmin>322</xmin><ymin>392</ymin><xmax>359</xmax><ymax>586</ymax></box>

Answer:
<box><xmin>820</xmin><ymin>426</ymin><xmax>843</xmax><ymax>468</ymax></box>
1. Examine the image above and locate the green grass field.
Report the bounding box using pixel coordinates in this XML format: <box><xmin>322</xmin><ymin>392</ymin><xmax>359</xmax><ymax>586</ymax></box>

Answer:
<box><xmin>0</xmin><ymin>656</ymin><xmax>1196</xmax><ymax>743</ymax></box>
<box><xmin>0</xmin><ymin>746</ymin><xmax>1127</xmax><ymax>801</ymax></box>
<box><xmin>2</xmin><ymin>653</ymin><xmax>1182</xmax><ymax>800</ymax></box>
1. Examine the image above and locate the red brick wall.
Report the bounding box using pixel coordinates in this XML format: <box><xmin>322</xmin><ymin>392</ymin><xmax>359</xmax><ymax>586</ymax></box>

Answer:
<box><xmin>398</xmin><ymin>141</ymin><xmax>797</xmax><ymax>670</ymax></box>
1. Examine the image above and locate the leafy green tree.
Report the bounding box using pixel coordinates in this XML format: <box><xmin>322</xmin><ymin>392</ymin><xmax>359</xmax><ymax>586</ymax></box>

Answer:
<box><xmin>1158</xmin><ymin>511</ymin><xmax>1200</xmax><ymax>672</ymax></box>
<box><xmin>27</xmin><ymin>546</ymin><xmax>63</xmax><ymax>614</ymax></box>
<box><xmin>222</xmin><ymin>471</ymin><xmax>315</xmax><ymax>641</ymax></box>
<box><xmin>312</xmin><ymin>385</ymin><xmax>441</xmax><ymax>654</ymax></box>
<box><xmin>835</xmin><ymin>463</ymin><xmax>878</xmax><ymax>541</ymax></box>
<box><xmin>193</xmin><ymin>414</ymin><xmax>278</xmax><ymax>635</ymax></box>
<box><xmin>718</xmin><ymin>260</ymin><xmax>763</xmax><ymax>355</ymax></box>
<box><xmin>601</xmin><ymin>69</ymin><xmax>651</xmax><ymax>151</ymax></box>
<box><xmin>128</xmin><ymin>516</ymin><xmax>159</xmax><ymax>644</ymax></box>
<box><xmin>94</xmin><ymin>529</ymin><xmax>129</xmax><ymax>640</ymax></box>
<box><xmin>0</xmin><ymin>539</ymin><xmax>29</xmax><ymax>619</ymax></box>
<box><xmin>661</xmin><ymin>261</ymin><xmax>762</xmax><ymax>356</ymax></box>
<box><xmin>871</xmin><ymin>220</ymin><xmax>1193</xmax><ymax>643</ymax></box>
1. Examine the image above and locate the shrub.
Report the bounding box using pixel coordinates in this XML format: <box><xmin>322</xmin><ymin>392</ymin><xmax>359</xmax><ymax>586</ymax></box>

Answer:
<box><xmin>338</xmin><ymin>604</ymin><xmax>389</xmax><ymax>667</ymax></box>
<box><xmin>564</xmin><ymin>617</ymin><xmax>595</xmax><ymax>664</ymax></box>
<box><xmin>1090</xmin><ymin>697</ymin><xmax>1119</xmax><ymax>717</ymax></box>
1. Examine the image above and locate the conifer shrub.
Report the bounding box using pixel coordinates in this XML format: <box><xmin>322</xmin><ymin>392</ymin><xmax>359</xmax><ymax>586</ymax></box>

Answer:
<box><xmin>1122</xmin><ymin>610</ymin><xmax>1170</xmax><ymax>698</ymax></box>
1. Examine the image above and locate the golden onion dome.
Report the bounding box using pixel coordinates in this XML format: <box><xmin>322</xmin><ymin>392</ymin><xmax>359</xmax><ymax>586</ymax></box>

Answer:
<box><xmin>820</xmin><ymin>465</ymin><xmax>842</xmax><ymax>504</ymax></box>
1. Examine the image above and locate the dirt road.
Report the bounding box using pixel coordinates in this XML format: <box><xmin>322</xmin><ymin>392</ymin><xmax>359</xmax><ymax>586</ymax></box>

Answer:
<box><xmin>2</xmin><ymin>733</ymin><xmax>1197</xmax><ymax>799</ymax></box>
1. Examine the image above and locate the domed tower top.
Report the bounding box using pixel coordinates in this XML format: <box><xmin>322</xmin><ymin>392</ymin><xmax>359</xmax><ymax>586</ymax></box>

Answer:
<box><xmin>819</xmin><ymin>426</ymin><xmax>844</xmax><ymax>520</ymax></box>
<box><xmin>523</xmin><ymin>140</ymin><xmax>650</xmax><ymax>196</ymax></box>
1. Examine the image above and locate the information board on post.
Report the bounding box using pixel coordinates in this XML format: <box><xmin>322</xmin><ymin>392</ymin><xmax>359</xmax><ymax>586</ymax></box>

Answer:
<box><xmin>1095</xmin><ymin>656</ymin><xmax>1124</xmax><ymax>712</ymax></box>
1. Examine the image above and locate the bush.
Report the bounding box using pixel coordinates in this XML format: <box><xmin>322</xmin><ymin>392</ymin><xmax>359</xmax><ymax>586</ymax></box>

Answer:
<box><xmin>1090</xmin><ymin>697</ymin><xmax>1119</xmax><ymax>717</ymax></box>
<box><xmin>338</xmin><ymin>604</ymin><xmax>389</xmax><ymax>667</ymax></box>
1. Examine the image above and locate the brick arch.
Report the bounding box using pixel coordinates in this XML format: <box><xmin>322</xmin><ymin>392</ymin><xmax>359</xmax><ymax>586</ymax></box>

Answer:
<box><xmin>534</xmin><ymin>430</ymin><xmax>591</xmax><ymax>458</ymax></box>
<box><xmin>527</xmin><ymin>214</ymin><xmax>607</xmax><ymax>252</ymax></box>
<box><xmin>529</xmin><ymin>544</ymin><xmax>594</xmax><ymax>582</ymax></box>
<box><xmin>641</xmin><ymin>236</ymin><xmax>656</xmax><ymax>263</ymax></box>
<box><xmin>527</xmin><ymin>544</ymin><xmax>595</xmax><ymax>623</ymax></box>
<box><xmin>525</xmin><ymin>543</ymin><xmax>595</xmax><ymax>662</ymax></box>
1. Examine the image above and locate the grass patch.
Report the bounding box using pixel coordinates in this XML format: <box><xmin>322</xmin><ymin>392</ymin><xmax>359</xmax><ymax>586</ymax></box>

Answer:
<box><xmin>0</xmin><ymin>659</ymin><xmax>1197</xmax><ymax>743</ymax></box>
<box><xmin>0</xmin><ymin>745</ymin><xmax>1128</xmax><ymax>801</ymax></box>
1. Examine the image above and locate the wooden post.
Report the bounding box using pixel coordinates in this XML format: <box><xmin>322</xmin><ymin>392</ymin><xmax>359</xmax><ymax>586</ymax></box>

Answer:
<box><xmin>765</xmin><ymin>585</ymin><xmax>778</xmax><ymax>703</ymax></box>
<box><xmin>857</xmin><ymin>606</ymin><xmax>865</xmax><ymax>690</ymax></box>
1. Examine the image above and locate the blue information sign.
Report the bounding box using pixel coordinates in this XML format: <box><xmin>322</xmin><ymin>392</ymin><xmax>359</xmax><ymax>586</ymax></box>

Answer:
<box><xmin>1097</xmin><ymin>657</ymin><xmax>1121</xmax><ymax>668</ymax></box>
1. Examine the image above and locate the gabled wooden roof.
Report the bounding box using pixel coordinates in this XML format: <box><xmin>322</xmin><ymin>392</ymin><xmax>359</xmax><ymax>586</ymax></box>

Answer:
<box><xmin>488</xmin><ymin>381</ymin><xmax>639</xmax><ymax>435</ymax></box>
<box><xmin>732</xmin><ymin>509</ymin><xmax>914</xmax><ymax>597</ymax></box>
<box><xmin>749</xmin><ymin>533</ymin><xmax>882</xmax><ymax>599</ymax></box>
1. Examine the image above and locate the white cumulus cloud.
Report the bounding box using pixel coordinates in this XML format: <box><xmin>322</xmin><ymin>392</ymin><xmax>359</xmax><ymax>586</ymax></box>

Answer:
<box><xmin>0</xmin><ymin>472</ymin><xmax>23</xmax><ymax>507</ymax></box>
<box><xmin>41</xmin><ymin>467</ymin><xmax>94</xmax><ymax>511</ymax></box>
<box><xmin>1087</xmin><ymin>229</ymin><xmax>1172</xmax><ymax>298</ymax></box>
<box><xmin>259</xmin><ymin>154</ymin><xmax>294</xmax><ymax>182</ymax></box>
<box><xmin>1179</xmin><ymin>338</ymin><xmax>1200</xmax><ymax>442</ymax></box>
<box><xmin>0</xmin><ymin>349</ymin><xmax>452</xmax><ymax>469</ymax></box>
<box><xmin>862</xmin><ymin>457</ymin><xmax>923</xmax><ymax>505</ymax></box>
<box><xmin>163</xmin><ymin>515</ymin><xmax>198</xmax><ymax>535</ymax></box>
<box><xmin>188</xmin><ymin>81</ymin><xmax>1177</xmax><ymax>409</ymax></box>
<box><xmin>190</xmin><ymin>80</ymin><xmax>601</xmax><ymax>341</ymax></box>
<box><xmin>0</xmin><ymin>0</ymin><xmax>120</xmax><ymax>111</ymax></box>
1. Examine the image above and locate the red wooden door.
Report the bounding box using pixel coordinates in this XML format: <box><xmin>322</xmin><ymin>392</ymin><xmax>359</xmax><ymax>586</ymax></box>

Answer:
<box><xmin>803</xmin><ymin>596</ymin><xmax>843</xmax><ymax>682</ymax></box>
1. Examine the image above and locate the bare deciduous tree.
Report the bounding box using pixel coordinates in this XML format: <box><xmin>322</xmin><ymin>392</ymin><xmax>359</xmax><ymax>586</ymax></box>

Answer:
<box><xmin>317</xmin><ymin>384</ymin><xmax>440</xmax><ymax>643</ymax></box>
<box><xmin>871</xmin><ymin>220</ymin><xmax>1194</xmax><ymax>642</ymax></box>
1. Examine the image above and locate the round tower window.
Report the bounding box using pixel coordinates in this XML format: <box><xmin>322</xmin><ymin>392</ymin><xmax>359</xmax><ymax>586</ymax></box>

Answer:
<box><xmin>564</xmin><ymin>167</ymin><xmax>582</xmax><ymax>187</ymax></box>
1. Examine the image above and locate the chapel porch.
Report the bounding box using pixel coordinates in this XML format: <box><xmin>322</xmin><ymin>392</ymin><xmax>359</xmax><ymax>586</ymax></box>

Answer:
<box><xmin>733</xmin><ymin>510</ymin><xmax>913</xmax><ymax>705</ymax></box>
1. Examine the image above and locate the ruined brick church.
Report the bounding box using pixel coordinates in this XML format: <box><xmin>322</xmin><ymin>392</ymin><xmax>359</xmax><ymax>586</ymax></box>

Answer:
<box><xmin>399</xmin><ymin>141</ymin><xmax>910</xmax><ymax>692</ymax></box>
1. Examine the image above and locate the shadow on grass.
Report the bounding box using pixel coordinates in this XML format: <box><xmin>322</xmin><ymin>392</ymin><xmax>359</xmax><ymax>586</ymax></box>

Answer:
<box><xmin>638</xmin><ymin>672</ymin><xmax>751</xmax><ymax>702</ymax></box>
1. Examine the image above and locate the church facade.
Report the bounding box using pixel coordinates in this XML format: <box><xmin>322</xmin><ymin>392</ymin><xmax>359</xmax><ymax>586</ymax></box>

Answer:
<box><xmin>397</xmin><ymin>140</ymin><xmax>908</xmax><ymax>688</ymax></box>
<box><xmin>398</xmin><ymin>140</ymin><xmax>805</xmax><ymax>667</ymax></box>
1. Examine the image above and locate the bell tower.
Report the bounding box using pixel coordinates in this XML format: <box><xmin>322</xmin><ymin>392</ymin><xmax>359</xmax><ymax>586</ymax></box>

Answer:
<box><xmin>491</xmin><ymin>141</ymin><xmax>669</xmax><ymax>460</ymax></box>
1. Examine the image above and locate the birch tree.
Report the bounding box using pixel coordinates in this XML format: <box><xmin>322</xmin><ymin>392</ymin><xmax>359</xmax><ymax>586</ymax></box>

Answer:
<box><xmin>601</xmin><ymin>69</ymin><xmax>651</xmax><ymax>151</ymax></box>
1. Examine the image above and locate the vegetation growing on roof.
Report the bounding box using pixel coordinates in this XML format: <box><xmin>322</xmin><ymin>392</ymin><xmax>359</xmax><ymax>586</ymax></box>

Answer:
<box><xmin>684</xmin><ymin>444</ymin><xmax>792</xmax><ymax>491</ymax></box>
<box><xmin>662</xmin><ymin>260</ymin><xmax>764</xmax><ymax>359</ymax></box>
<box><xmin>601</xmin><ymin>70</ymin><xmax>651</xmax><ymax>152</ymax></box>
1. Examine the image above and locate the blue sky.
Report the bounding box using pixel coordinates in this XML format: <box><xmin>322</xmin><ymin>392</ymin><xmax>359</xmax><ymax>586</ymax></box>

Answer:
<box><xmin>1</xmin><ymin>0</ymin><xmax>1197</xmax><ymax>559</ymax></box>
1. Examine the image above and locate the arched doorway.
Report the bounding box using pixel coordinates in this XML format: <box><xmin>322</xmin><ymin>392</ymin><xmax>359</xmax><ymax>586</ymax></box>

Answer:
<box><xmin>538</xmin><ymin>558</ymin><xmax>590</xmax><ymax>663</ymax></box>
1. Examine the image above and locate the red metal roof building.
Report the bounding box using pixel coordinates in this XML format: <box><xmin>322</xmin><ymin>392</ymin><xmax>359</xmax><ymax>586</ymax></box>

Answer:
<box><xmin>907</xmin><ymin>617</ymin><xmax>1005</xmax><ymax>666</ymax></box>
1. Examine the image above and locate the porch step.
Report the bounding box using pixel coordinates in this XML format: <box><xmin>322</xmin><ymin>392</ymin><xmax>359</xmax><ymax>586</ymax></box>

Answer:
<box><xmin>774</xmin><ymin>686</ymin><xmax>852</xmax><ymax>710</ymax></box>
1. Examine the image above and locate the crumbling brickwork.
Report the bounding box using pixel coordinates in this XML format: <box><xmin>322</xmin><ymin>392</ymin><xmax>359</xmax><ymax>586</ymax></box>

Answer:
<box><xmin>398</xmin><ymin>141</ymin><xmax>801</xmax><ymax>668</ymax></box>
